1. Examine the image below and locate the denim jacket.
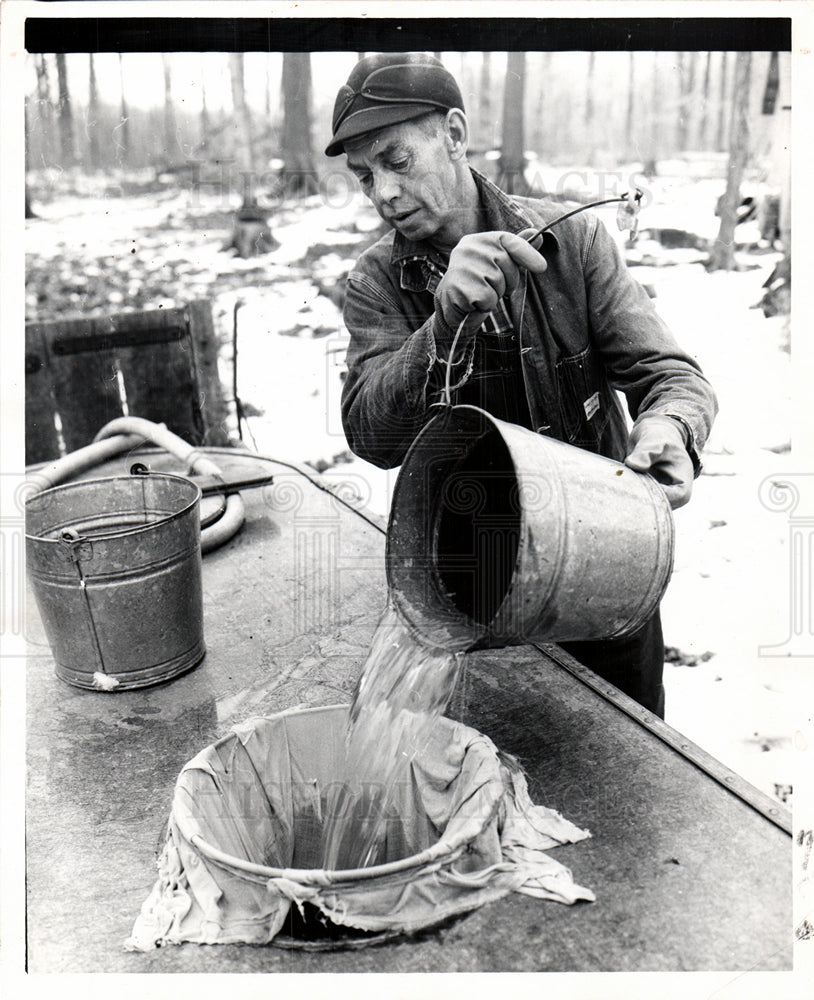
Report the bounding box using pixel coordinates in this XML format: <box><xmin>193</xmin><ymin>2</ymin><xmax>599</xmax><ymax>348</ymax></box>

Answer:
<box><xmin>341</xmin><ymin>169</ymin><xmax>717</xmax><ymax>470</ymax></box>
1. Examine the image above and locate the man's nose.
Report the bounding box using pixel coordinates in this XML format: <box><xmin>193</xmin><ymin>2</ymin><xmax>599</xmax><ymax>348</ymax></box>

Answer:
<box><xmin>373</xmin><ymin>171</ymin><xmax>400</xmax><ymax>204</ymax></box>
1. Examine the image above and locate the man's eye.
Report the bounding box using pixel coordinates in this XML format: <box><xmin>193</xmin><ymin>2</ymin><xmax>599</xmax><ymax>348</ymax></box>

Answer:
<box><xmin>389</xmin><ymin>159</ymin><xmax>409</xmax><ymax>171</ymax></box>
<box><xmin>357</xmin><ymin>173</ymin><xmax>372</xmax><ymax>188</ymax></box>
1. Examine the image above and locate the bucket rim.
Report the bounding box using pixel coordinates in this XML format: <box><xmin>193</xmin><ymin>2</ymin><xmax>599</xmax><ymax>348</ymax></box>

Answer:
<box><xmin>385</xmin><ymin>404</ymin><xmax>529</xmax><ymax>649</ymax></box>
<box><xmin>24</xmin><ymin>472</ymin><xmax>201</xmax><ymax>544</ymax></box>
<box><xmin>172</xmin><ymin>703</ymin><xmax>482</xmax><ymax>885</ymax></box>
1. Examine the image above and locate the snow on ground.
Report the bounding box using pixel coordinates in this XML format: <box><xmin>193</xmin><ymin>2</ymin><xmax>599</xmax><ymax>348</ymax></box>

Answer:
<box><xmin>25</xmin><ymin>172</ymin><xmax>806</xmax><ymax>805</ymax></box>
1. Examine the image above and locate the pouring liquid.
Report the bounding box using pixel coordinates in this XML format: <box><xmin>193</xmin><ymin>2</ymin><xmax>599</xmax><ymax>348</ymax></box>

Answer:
<box><xmin>321</xmin><ymin>603</ymin><xmax>463</xmax><ymax>871</ymax></box>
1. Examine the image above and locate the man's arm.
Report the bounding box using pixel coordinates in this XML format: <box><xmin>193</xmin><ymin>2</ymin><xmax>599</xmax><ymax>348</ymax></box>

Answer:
<box><xmin>582</xmin><ymin>215</ymin><xmax>718</xmax><ymax>507</ymax></box>
<box><xmin>341</xmin><ymin>267</ymin><xmax>448</xmax><ymax>469</ymax></box>
<box><xmin>341</xmin><ymin>232</ymin><xmax>547</xmax><ymax>469</ymax></box>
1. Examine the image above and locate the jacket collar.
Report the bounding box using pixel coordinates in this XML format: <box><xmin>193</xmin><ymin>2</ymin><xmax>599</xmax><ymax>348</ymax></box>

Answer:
<box><xmin>390</xmin><ymin>167</ymin><xmax>559</xmax><ymax>269</ymax></box>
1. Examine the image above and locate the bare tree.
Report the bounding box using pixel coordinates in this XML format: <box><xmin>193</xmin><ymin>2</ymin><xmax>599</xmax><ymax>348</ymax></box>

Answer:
<box><xmin>87</xmin><ymin>54</ymin><xmax>101</xmax><ymax>170</ymax></box>
<box><xmin>698</xmin><ymin>52</ymin><xmax>713</xmax><ymax>150</ymax></box>
<box><xmin>626</xmin><ymin>51</ymin><xmax>636</xmax><ymax>153</ymax></box>
<box><xmin>584</xmin><ymin>52</ymin><xmax>596</xmax><ymax>164</ymax></box>
<box><xmin>225</xmin><ymin>52</ymin><xmax>276</xmax><ymax>257</ymax></box>
<box><xmin>55</xmin><ymin>53</ymin><xmax>76</xmax><ymax>166</ymax></box>
<box><xmin>199</xmin><ymin>54</ymin><xmax>210</xmax><ymax>150</ymax></box>
<box><xmin>281</xmin><ymin>52</ymin><xmax>318</xmax><ymax>197</ymax></box>
<box><xmin>25</xmin><ymin>97</ymin><xmax>36</xmax><ymax>217</ymax></box>
<box><xmin>162</xmin><ymin>54</ymin><xmax>178</xmax><ymax>161</ymax></box>
<box><xmin>716</xmin><ymin>52</ymin><xmax>730</xmax><ymax>152</ymax></box>
<box><xmin>117</xmin><ymin>53</ymin><xmax>131</xmax><ymax>163</ymax></box>
<box><xmin>33</xmin><ymin>54</ymin><xmax>54</xmax><ymax>166</ymax></box>
<box><xmin>499</xmin><ymin>51</ymin><xmax>528</xmax><ymax>195</ymax></box>
<box><xmin>479</xmin><ymin>51</ymin><xmax>492</xmax><ymax>151</ymax></box>
<box><xmin>644</xmin><ymin>51</ymin><xmax>660</xmax><ymax>176</ymax></box>
<box><xmin>707</xmin><ymin>52</ymin><xmax>752</xmax><ymax>271</ymax></box>
<box><xmin>676</xmin><ymin>52</ymin><xmax>697</xmax><ymax>151</ymax></box>
<box><xmin>229</xmin><ymin>53</ymin><xmax>256</xmax><ymax>201</ymax></box>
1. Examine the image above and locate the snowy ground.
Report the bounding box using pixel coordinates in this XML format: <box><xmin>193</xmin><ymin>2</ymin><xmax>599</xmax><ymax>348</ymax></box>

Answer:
<box><xmin>25</xmin><ymin>168</ymin><xmax>807</xmax><ymax>805</ymax></box>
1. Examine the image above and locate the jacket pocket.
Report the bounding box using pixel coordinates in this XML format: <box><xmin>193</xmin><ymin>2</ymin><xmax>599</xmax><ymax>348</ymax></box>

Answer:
<box><xmin>555</xmin><ymin>346</ymin><xmax>609</xmax><ymax>451</ymax></box>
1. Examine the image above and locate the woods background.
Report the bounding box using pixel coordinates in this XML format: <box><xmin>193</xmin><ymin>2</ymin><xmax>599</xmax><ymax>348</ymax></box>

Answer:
<box><xmin>24</xmin><ymin>50</ymin><xmax>789</xmax><ymax>245</ymax></box>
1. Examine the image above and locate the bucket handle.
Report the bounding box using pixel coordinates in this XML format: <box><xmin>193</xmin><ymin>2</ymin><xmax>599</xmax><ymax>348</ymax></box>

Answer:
<box><xmin>58</xmin><ymin>528</ymin><xmax>112</xmax><ymax>684</ymax></box>
<box><xmin>428</xmin><ymin>316</ymin><xmax>471</xmax><ymax>416</ymax></box>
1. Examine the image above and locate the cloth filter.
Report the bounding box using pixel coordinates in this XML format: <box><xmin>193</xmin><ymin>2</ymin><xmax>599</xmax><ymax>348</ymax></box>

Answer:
<box><xmin>126</xmin><ymin>704</ymin><xmax>594</xmax><ymax>950</ymax></box>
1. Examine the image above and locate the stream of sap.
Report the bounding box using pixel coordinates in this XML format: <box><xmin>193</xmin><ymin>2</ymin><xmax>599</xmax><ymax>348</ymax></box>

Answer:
<box><xmin>321</xmin><ymin>603</ymin><xmax>464</xmax><ymax>871</ymax></box>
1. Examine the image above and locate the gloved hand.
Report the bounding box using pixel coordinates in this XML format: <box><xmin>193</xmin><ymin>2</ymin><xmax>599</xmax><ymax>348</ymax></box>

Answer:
<box><xmin>624</xmin><ymin>414</ymin><xmax>695</xmax><ymax>509</ymax></box>
<box><xmin>436</xmin><ymin>230</ymin><xmax>547</xmax><ymax>331</ymax></box>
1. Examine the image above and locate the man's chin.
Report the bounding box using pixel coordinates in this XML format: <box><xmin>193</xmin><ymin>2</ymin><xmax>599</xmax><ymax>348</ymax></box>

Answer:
<box><xmin>392</xmin><ymin>214</ymin><xmax>435</xmax><ymax>241</ymax></box>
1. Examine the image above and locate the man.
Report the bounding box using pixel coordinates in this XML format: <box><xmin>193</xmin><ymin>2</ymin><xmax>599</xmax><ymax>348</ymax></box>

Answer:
<box><xmin>325</xmin><ymin>53</ymin><xmax>717</xmax><ymax>718</ymax></box>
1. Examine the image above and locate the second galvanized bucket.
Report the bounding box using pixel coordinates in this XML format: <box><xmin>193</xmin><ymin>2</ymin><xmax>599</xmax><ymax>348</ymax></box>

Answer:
<box><xmin>386</xmin><ymin>405</ymin><xmax>674</xmax><ymax>650</ymax></box>
<box><xmin>25</xmin><ymin>469</ymin><xmax>205</xmax><ymax>691</ymax></box>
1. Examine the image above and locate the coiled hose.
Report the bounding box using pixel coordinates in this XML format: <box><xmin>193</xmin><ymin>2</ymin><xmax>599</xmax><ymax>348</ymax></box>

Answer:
<box><xmin>25</xmin><ymin>417</ymin><xmax>246</xmax><ymax>554</ymax></box>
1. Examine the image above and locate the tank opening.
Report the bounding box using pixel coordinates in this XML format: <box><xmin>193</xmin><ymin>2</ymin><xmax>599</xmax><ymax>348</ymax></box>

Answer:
<box><xmin>435</xmin><ymin>429</ymin><xmax>520</xmax><ymax>626</ymax></box>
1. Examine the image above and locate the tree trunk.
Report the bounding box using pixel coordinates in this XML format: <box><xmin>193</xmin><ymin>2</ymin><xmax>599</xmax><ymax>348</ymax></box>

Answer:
<box><xmin>707</xmin><ymin>52</ymin><xmax>752</xmax><ymax>271</ymax></box>
<box><xmin>162</xmin><ymin>54</ymin><xmax>177</xmax><ymax>160</ymax></box>
<box><xmin>584</xmin><ymin>52</ymin><xmax>596</xmax><ymax>165</ymax></box>
<box><xmin>34</xmin><ymin>54</ymin><xmax>53</xmax><ymax>166</ymax></box>
<box><xmin>25</xmin><ymin>98</ymin><xmax>36</xmax><ymax>217</ymax></box>
<box><xmin>118</xmin><ymin>53</ymin><xmax>131</xmax><ymax>163</ymax></box>
<box><xmin>499</xmin><ymin>51</ymin><xmax>528</xmax><ymax>195</ymax></box>
<box><xmin>676</xmin><ymin>52</ymin><xmax>697</xmax><ymax>151</ymax></box>
<box><xmin>281</xmin><ymin>52</ymin><xmax>318</xmax><ymax>197</ymax></box>
<box><xmin>699</xmin><ymin>52</ymin><xmax>713</xmax><ymax>149</ymax></box>
<box><xmin>55</xmin><ymin>53</ymin><xmax>75</xmax><ymax>166</ymax></box>
<box><xmin>199</xmin><ymin>54</ymin><xmax>210</xmax><ymax>151</ymax></box>
<box><xmin>644</xmin><ymin>52</ymin><xmax>660</xmax><ymax>176</ymax></box>
<box><xmin>479</xmin><ymin>51</ymin><xmax>493</xmax><ymax>150</ymax></box>
<box><xmin>716</xmin><ymin>52</ymin><xmax>729</xmax><ymax>152</ymax></box>
<box><xmin>87</xmin><ymin>54</ymin><xmax>101</xmax><ymax>170</ymax></box>
<box><xmin>230</xmin><ymin>52</ymin><xmax>256</xmax><ymax>203</ymax></box>
<box><xmin>265</xmin><ymin>53</ymin><xmax>273</xmax><ymax>120</ymax></box>
<box><xmin>626</xmin><ymin>51</ymin><xmax>636</xmax><ymax>154</ymax></box>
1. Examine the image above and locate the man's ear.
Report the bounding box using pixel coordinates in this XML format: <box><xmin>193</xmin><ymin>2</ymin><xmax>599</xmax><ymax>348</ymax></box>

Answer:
<box><xmin>445</xmin><ymin>109</ymin><xmax>469</xmax><ymax>161</ymax></box>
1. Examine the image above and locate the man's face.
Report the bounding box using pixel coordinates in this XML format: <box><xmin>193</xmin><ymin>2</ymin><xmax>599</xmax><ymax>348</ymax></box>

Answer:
<box><xmin>345</xmin><ymin>117</ymin><xmax>460</xmax><ymax>246</ymax></box>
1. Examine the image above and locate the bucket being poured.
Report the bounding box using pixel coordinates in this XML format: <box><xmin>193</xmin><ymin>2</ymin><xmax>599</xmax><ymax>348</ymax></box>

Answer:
<box><xmin>386</xmin><ymin>405</ymin><xmax>674</xmax><ymax>650</ymax></box>
<box><xmin>25</xmin><ymin>469</ymin><xmax>205</xmax><ymax>690</ymax></box>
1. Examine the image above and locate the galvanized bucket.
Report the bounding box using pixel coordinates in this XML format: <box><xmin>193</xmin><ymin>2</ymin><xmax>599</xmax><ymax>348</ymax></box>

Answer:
<box><xmin>386</xmin><ymin>405</ymin><xmax>674</xmax><ymax>650</ymax></box>
<box><xmin>25</xmin><ymin>468</ymin><xmax>205</xmax><ymax>690</ymax></box>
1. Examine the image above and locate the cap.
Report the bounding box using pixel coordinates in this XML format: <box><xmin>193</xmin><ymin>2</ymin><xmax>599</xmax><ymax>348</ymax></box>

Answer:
<box><xmin>325</xmin><ymin>52</ymin><xmax>464</xmax><ymax>157</ymax></box>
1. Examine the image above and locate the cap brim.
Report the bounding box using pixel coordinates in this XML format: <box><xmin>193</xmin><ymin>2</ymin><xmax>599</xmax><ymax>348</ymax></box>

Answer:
<box><xmin>325</xmin><ymin>103</ymin><xmax>439</xmax><ymax>157</ymax></box>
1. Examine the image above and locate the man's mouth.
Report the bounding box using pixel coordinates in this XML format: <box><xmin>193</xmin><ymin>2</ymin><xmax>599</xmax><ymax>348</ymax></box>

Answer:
<box><xmin>392</xmin><ymin>209</ymin><xmax>418</xmax><ymax>224</ymax></box>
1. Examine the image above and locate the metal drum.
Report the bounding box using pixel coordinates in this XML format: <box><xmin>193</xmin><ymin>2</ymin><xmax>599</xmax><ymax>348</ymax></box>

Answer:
<box><xmin>386</xmin><ymin>405</ymin><xmax>674</xmax><ymax>651</ymax></box>
<box><xmin>25</xmin><ymin>469</ymin><xmax>205</xmax><ymax>690</ymax></box>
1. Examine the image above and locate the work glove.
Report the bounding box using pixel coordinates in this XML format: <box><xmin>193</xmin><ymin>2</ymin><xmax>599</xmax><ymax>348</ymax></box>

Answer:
<box><xmin>624</xmin><ymin>414</ymin><xmax>695</xmax><ymax>510</ymax></box>
<box><xmin>435</xmin><ymin>230</ymin><xmax>547</xmax><ymax>332</ymax></box>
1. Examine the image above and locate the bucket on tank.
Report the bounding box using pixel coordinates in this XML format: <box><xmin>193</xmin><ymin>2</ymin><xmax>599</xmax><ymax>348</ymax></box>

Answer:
<box><xmin>387</xmin><ymin>405</ymin><xmax>674</xmax><ymax>651</ymax></box>
<box><xmin>25</xmin><ymin>466</ymin><xmax>205</xmax><ymax>691</ymax></box>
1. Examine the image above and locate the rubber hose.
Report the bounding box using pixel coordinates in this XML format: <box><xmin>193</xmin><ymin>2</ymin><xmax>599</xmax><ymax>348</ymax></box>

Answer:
<box><xmin>25</xmin><ymin>434</ymin><xmax>147</xmax><ymax>493</ymax></box>
<box><xmin>91</xmin><ymin>417</ymin><xmax>246</xmax><ymax>553</ymax></box>
<box><xmin>26</xmin><ymin>418</ymin><xmax>245</xmax><ymax>553</ymax></box>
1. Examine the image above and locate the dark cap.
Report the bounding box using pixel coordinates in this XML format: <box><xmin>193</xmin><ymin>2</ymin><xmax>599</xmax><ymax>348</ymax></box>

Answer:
<box><xmin>325</xmin><ymin>52</ymin><xmax>464</xmax><ymax>157</ymax></box>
